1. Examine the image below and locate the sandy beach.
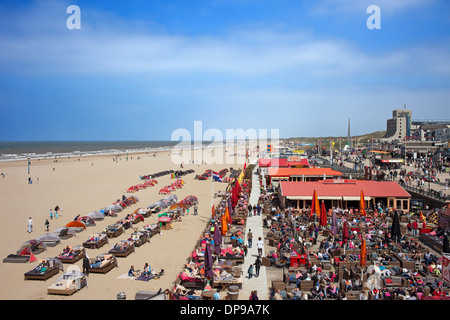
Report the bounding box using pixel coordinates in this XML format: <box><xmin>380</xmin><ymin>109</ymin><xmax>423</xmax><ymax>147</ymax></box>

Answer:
<box><xmin>0</xmin><ymin>148</ymin><xmax>242</xmax><ymax>300</ymax></box>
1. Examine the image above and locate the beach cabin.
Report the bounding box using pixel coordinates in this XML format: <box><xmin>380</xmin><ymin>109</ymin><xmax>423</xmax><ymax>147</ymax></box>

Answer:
<box><xmin>278</xmin><ymin>179</ymin><xmax>411</xmax><ymax>213</ymax></box>
<box><xmin>158</xmin><ymin>217</ymin><xmax>172</xmax><ymax>230</ymax></box>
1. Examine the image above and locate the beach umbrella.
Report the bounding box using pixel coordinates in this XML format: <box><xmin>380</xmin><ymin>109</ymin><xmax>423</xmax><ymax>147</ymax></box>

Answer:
<box><xmin>169</xmin><ymin>203</ymin><xmax>188</xmax><ymax>211</ymax></box>
<box><xmin>360</xmin><ymin>238</ymin><xmax>367</xmax><ymax>268</ymax></box>
<box><xmin>204</xmin><ymin>243</ymin><xmax>214</xmax><ymax>280</ymax></box>
<box><xmin>331</xmin><ymin>211</ymin><xmax>338</xmax><ymax>235</ymax></box>
<box><xmin>320</xmin><ymin>201</ymin><xmax>327</xmax><ymax>227</ymax></box>
<box><xmin>342</xmin><ymin>221</ymin><xmax>349</xmax><ymax>252</ymax></box>
<box><xmin>391</xmin><ymin>211</ymin><xmax>401</xmax><ymax>243</ymax></box>
<box><xmin>221</xmin><ymin>214</ymin><xmax>228</xmax><ymax>236</ymax></box>
<box><xmin>359</xmin><ymin>190</ymin><xmax>367</xmax><ymax>216</ymax></box>
<box><xmin>213</xmin><ymin>226</ymin><xmax>222</xmax><ymax>255</ymax></box>
<box><xmin>310</xmin><ymin>190</ymin><xmax>320</xmax><ymax>218</ymax></box>
<box><xmin>224</xmin><ymin>206</ymin><xmax>232</xmax><ymax>224</ymax></box>
<box><xmin>65</xmin><ymin>220</ymin><xmax>87</xmax><ymax>230</ymax></box>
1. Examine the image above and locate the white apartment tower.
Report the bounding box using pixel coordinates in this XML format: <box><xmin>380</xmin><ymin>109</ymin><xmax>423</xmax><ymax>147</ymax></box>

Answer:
<box><xmin>382</xmin><ymin>107</ymin><xmax>412</xmax><ymax>141</ymax></box>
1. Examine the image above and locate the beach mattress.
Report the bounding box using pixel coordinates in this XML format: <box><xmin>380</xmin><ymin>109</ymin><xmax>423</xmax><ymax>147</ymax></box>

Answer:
<box><xmin>3</xmin><ymin>254</ymin><xmax>30</xmax><ymax>263</ymax></box>
<box><xmin>135</xmin><ymin>290</ymin><xmax>166</xmax><ymax>300</ymax></box>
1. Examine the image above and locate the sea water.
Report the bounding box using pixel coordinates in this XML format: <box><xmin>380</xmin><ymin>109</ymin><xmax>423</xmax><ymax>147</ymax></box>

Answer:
<box><xmin>0</xmin><ymin>141</ymin><xmax>179</xmax><ymax>162</ymax></box>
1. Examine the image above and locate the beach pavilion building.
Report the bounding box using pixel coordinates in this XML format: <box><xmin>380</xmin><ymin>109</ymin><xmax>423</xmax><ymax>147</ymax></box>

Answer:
<box><xmin>267</xmin><ymin>167</ymin><xmax>343</xmax><ymax>186</ymax></box>
<box><xmin>278</xmin><ymin>179</ymin><xmax>411</xmax><ymax>213</ymax></box>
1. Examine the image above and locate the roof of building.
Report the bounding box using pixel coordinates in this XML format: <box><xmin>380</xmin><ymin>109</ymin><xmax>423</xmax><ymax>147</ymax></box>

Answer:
<box><xmin>258</xmin><ymin>158</ymin><xmax>309</xmax><ymax>168</ymax></box>
<box><xmin>279</xmin><ymin>180</ymin><xmax>411</xmax><ymax>200</ymax></box>
<box><xmin>267</xmin><ymin>167</ymin><xmax>343</xmax><ymax>177</ymax></box>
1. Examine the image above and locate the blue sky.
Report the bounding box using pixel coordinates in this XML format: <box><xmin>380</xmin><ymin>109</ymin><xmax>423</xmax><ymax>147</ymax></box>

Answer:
<box><xmin>0</xmin><ymin>0</ymin><xmax>449</xmax><ymax>141</ymax></box>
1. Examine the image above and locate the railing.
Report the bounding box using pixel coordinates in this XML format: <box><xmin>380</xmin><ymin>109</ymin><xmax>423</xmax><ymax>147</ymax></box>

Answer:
<box><xmin>402</xmin><ymin>184</ymin><xmax>449</xmax><ymax>202</ymax></box>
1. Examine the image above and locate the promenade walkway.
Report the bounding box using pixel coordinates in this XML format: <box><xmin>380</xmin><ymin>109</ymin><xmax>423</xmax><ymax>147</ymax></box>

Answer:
<box><xmin>240</xmin><ymin>163</ymin><xmax>270</xmax><ymax>300</ymax></box>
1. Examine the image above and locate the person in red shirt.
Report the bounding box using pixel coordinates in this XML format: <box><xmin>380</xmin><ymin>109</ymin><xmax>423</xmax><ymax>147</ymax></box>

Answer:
<box><xmin>412</xmin><ymin>220</ymin><xmax>418</xmax><ymax>237</ymax></box>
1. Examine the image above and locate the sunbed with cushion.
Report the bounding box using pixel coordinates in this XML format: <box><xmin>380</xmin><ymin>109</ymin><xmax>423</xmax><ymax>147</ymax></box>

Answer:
<box><xmin>24</xmin><ymin>258</ymin><xmax>63</xmax><ymax>281</ymax></box>
<box><xmin>128</xmin><ymin>232</ymin><xmax>149</xmax><ymax>247</ymax></box>
<box><xmin>83</xmin><ymin>233</ymin><xmax>109</xmax><ymax>249</ymax></box>
<box><xmin>105</xmin><ymin>224</ymin><xmax>124</xmax><ymax>238</ymax></box>
<box><xmin>88</xmin><ymin>254</ymin><xmax>117</xmax><ymax>274</ymax></box>
<box><xmin>108</xmin><ymin>240</ymin><xmax>135</xmax><ymax>257</ymax></box>
<box><xmin>57</xmin><ymin>246</ymin><xmax>85</xmax><ymax>264</ymax></box>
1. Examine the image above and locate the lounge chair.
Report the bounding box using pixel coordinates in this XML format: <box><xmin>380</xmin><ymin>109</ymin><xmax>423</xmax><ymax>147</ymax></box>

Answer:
<box><xmin>105</xmin><ymin>224</ymin><xmax>124</xmax><ymax>238</ymax></box>
<box><xmin>128</xmin><ymin>232</ymin><xmax>149</xmax><ymax>247</ymax></box>
<box><xmin>108</xmin><ymin>240</ymin><xmax>135</xmax><ymax>257</ymax></box>
<box><xmin>87</xmin><ymin>254</ymin><xmax>117</xmax><ymax>274</ymax></box>
<box><xmin>24</xmin><ymin>258</ymin><xmax>63</xmax><ymax>281</ymax></box>
<box><xmin>83</xmin><ymin>233</ymin><xmax>109</xmax><ymax>249</ymax></box>
<box><xmin>57</xmin><ymin>245</ymin><xmax>85</xmax><ymax>264</ymax></box>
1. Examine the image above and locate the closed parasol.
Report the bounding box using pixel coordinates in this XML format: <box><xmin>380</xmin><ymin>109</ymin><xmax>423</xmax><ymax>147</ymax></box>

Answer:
<box><xmin>331</xmin><ymin>211</ymin><xmax>338</xmax><ymax>235</ymax></box>
<box><xmin>391</xmin><ymin>210</ymin><xmax>401</xmax><ymax>242</ymax></box>
<box><xmin>204</xmin><ymin>243</ymin><xmax>214</xmax><ymax>280</ymax></box>
<box><xmin>213</xmin><ymin>226</ymin><xmax>222</xmax><ymax>255</ymax></box>
<box><xmin>320</xmin><ymin>201</ymin><xmax>327</xmax><ymax>227</ymax></box>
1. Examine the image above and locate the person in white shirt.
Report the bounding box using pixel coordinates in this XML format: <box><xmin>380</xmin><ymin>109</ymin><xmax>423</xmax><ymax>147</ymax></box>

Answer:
<box><xmin>257</xmin><ymin>237</ymin><xmax>264</xmax><ymax>257</ymax></box>
<box><xmin>27</xmin><ymin>217</ymin><xmax>33</xmax><ymax>233</ymax></box>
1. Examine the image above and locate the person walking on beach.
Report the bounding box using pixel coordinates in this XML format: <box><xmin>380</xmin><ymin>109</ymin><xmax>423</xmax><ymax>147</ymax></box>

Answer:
<box><xmin>254</xmin><ymin>256</ymin><xmax>262</xmax><ymax>277</ymax></box>
<box><xmin>49</xmin><ymin>209</ymin><xmax>53</xmax><ymax>220</ymax></box>
<box><xmin>27</xmin><ymin>217</ymin><xmax>33</xmax><ymax>233</ymax></box>
<box><xmin>247</xmin><ymin>229</ymin><xmax>253</xmax><ymax>248</ymax></box>
<box><xmin>257</xmin><ymin>237</ymin><xmax>264</xmax><ymax>257</ymax></box>
<box><xmin>45</xmin><ymin>219</ymin><xmax>50</xmax><ymax>231</ymax></box>
<box><xmin>247</xmin><ymin>264</ymin><xmax>254</xmax><ymax>279</ymax></box>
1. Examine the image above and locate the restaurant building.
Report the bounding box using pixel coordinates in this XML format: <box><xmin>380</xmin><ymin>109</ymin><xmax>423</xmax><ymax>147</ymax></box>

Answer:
<box><xmin>278</xmin><ymin>179</ymin><xmax>411</xmax><ymax>212</ymax></box>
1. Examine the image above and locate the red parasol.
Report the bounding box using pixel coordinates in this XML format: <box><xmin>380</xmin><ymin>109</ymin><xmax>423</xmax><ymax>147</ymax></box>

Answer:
<box><xmin>320</xmin><ymin>201</ymin><xmax>327</xmax><ymax>227</ymax></box>
<box><xmin>310</xmin><ymin>189</ymin><xmax>320</xmax><ymax>218</ymax></box>
<box><xmin>342</xmin><ymin>221</ymin><xmax>349</xmax><ymax>245</ymax></box>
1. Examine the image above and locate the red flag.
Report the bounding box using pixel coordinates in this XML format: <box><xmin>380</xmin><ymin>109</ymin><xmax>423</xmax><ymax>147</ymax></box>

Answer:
<box><xmin>212</xmin><ymin>205</ymin><xmax>215</xmax><ymax>218</ymax></box>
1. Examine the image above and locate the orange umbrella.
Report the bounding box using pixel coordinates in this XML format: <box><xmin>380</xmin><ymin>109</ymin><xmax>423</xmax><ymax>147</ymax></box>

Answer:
<box><xmin>310</xmin><ymin>190</ymin><xmax>320</xmax><ymax>217</ymax></box>
<box><xmin>359</xmin><ymin>190</ymin><xmax>367</xmax><ymax>216</ymax></box>
<box><xmin>360</xmin><ymin>238</ymin><xmax>367</xmax><ymax>267</ymax></box>
<box><xmin>65</xmin><ymin>220</ymin><xmax>86</xmax><ymax>229</ymax></box>
<box><xmin>221</xmin><ymin>214</ymin><xmax>228</xmax><ymax>236</ymax></box>
<box><xmin>169</xmin><ymin>203</ymin><xmax>188</xmax><ymax>211</ymax></box>
<box><xmin>224</xmin><ymin>206</ymin><xmax>231</xmax><ymax>224</ymax></box>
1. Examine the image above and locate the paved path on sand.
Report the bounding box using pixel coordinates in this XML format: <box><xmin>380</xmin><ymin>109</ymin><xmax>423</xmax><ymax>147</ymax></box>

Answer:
<box><xmin>240</xmin><ymin>163</ymin><xmax>270</xmax><ymax>300</ymax></box>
